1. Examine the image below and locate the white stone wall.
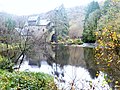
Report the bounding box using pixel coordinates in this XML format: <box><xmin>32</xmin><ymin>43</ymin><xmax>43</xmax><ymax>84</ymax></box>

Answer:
<box><xmin>26</xmin><ymin>26</ymin><xmax>54</xmax><ymax>42</ymax></box>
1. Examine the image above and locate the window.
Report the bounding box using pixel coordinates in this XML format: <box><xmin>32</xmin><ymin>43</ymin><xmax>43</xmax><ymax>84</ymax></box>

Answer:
<box><xmin>43</xmin><ymin>29</ymin><xmax>44</xmax><ymax>32</ymax></box>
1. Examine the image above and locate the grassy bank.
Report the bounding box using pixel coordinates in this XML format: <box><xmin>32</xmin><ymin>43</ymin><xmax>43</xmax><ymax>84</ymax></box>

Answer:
<box><xmin>51</xmin><ymin>38</ymin><xmax>83</xmax><ymax>45</ymax></box>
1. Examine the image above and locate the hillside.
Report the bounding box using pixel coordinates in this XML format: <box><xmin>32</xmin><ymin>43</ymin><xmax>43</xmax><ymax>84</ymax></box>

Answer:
<box><xmin>38</xmin><ymin>6</ymin><xmax>85</xmax><ymax>38</ymax></box>
<box><xmin>67</xmin><ymin>6</ymin><xmax>85</xmax><ymax>38</ymax></box>
<box><xmin>39</xmin><ymin>6</ymin><xmax>85</xmax><ymax>38</ymax></box>
<box><xmin>0</xmin><ymin>6</ymin><xmax>85</xmax><ymax>38</ymax></box>
<box><xmin>0</xmin><ymin>12</ymin><xmax>27</xmax><ymax>29</ymax></box>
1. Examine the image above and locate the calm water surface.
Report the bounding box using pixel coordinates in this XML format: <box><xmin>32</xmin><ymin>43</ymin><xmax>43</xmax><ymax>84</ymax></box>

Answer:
<box><xmin>18</xmin><ymin>44</ymin><xmax>111</xmax><ymax>90</ymax></box>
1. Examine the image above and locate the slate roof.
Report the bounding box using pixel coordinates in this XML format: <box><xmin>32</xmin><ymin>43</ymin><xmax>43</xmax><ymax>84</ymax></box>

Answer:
<box><xmin>25</xmin><ymin>15</ymin><xmax>50</xmax><ymax>26</ymax></box>
<box><xmin>38</xmin><ymin>20</ymin><xmax>50</xmax><ymax>26</ymax></box>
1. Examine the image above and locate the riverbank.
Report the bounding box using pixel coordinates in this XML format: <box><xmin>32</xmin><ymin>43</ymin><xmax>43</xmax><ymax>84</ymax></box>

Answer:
<box><xmin>0</xmin><ymin>54</ymin><xmax>58</xmax><ymax>90</ymax></box>
<box><xmin>51</xmin><ymin>42</ymin><xmax>96</xmax><ymax>48</ymax></box>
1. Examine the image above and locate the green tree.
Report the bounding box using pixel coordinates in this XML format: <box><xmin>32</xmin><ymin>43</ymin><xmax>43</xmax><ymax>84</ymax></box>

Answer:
<box><xmin>5</xmin><ymin>18</ymin><xmax>16</xmax><ymax>30</ymax></box>
<box><xmin>82</xmin><ymin>1</ymin><xmax>100</xmax><ymax>43</ymax></box>
<box><xmin>50</xmin><ymin>4</ymin><xmax>69</xmax><ymax>38</ymax></box>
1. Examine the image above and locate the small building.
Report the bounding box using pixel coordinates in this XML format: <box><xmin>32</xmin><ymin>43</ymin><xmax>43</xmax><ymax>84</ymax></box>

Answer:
<box><xmin>24</xmin><ymin>15</ymin><xmax>54</xmax><ymax>42</ymax></box>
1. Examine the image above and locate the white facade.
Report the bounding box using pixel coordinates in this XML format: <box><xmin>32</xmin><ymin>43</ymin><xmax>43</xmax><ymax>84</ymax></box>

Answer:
<box><xmin>24</xmin><ymin>15</ymin><xmax>54</xmax><ymax>42</ymax></box>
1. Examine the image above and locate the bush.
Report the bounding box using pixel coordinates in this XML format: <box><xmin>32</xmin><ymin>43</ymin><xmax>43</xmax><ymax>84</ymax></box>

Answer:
<box><xmin>66</xmin><ymin>39</ymin><xmax>83</xmax><ymax>45</ymax></box>
<box><xmin>66</xmin><ymin>39</ymin><xmax>74</xmax><ymax>45</ymax></box>
<box><xmin>0</xmin><ymin>55</ymin><xmax>14</xmax><ymax>72</ymax></box>
<box><xmin>0</xmin><ymin>70</ymin><xmax>57</xmax><ymax>90</ymax></box>
<box><xmin>57</xmin><ymin>36</ymin><xmax>63</xmax><ymax>41</ymax></box>
<box><xmin>73</xmin><ymin>39</ymin><xmax>83</xmax><ymax>45</ymax></box>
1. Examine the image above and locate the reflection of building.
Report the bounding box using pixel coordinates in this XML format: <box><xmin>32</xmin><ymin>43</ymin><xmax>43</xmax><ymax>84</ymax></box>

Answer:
<box><xmin>26</xmin><ymin>44</ymin><xmax>55</xmax><ymax>66</ymax></box>
<box><xmin>27</xmin><ymin>45</ymin><xmax>87</xmax><ymax>68</ymax></box>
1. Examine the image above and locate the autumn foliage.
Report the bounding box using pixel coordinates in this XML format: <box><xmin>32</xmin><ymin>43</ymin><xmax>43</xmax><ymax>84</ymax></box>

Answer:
<box><xmin>95</xmin><ymin>0</ymin><xmax>120</xmax><ymax>87</ymax></box>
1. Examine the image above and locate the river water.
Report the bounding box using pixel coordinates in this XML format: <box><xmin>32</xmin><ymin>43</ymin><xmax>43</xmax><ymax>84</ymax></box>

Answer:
<box><xmin>17</xmin><ymin>44</ymin><xmax>112</xmax><ymax>90</ymax></box>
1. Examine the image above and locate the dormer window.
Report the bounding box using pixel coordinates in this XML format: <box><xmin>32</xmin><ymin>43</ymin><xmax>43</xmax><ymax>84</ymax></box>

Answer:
<box><xmin>28</xmin><ymin>21</ymin><xmax>36</xmax><ymax>26</ymax></box>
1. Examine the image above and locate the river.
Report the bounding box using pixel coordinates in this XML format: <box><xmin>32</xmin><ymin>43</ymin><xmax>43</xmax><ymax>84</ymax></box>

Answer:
<box><xmin>16</xmin><ymin>44</ymin><xmax>114</xmax><ymax>90</ymax></box>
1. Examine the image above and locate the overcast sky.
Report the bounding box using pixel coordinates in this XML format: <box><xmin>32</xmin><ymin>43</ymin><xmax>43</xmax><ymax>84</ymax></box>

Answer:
<box><xmin>0</xmin><ymin>0</ymin><xmax>104</xmax><ymax>16</ymax></box>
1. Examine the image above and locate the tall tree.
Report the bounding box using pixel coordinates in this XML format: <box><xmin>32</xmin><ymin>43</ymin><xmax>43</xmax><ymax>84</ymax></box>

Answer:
<box><xmin>82</xmin><ymin>1</ymin><xmax>100</xmax><ymax>43</ymax></box>
<box><xmin>50</xmin><ymin>4</ymin><xmax>69</xmax><ymax>38</ymax></box>
<box><xmin>95</xmin><ymin>0</ymin><xmax>120</xmax><ymax>87</ymax></box>
<box><xmin>5</xmin><ymin>18</ymin><xmax>16</xmax><ymax>31</ymax></box>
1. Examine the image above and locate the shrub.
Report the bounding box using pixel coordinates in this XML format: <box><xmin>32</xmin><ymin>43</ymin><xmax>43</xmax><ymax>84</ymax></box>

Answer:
<box><xmin>66</xmin><ymin>39</ymin><xmax>74</xmax><ymax>45</ymax></box>
<box><xmin>0</xmin><ymin>70</ymin><xmax>58</xmax><ymax>90</ymax></box>
<box><xmin>57</xmin><ymin>36</ymin><xmax>63</xmax><ymax>41</ymax></box>
<box><xmin>0</xmin><ymin>55</ymin><xmax>14</xmax><ymax>72</ymax></box>
<box><xmin>73</xmin><ymin>39</ymin><xmax>83</xmax><ymax>45</ymax></box>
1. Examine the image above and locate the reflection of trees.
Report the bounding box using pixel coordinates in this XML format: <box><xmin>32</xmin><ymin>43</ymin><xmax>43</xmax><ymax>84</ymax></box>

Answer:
<box><xmin>25</xmin><ymin>44</ymin><xmax>70</xmax><ymax>68</ymax></box>
<box><xmin>25</xmin><ymin>44</ymin><xmax>53</xmax><ymax>67</ymax></box>
<box><xmin>83</xmin><ymin>47</ymin><xmax>99</xmax><ymax>79</ymax></box>
<box><xmin>51</xmin><ymin>45</ymin><xmax>70</xmax><ymax>67</ymax></box>
<box><xmin>26</xmin><ymin>44</ymin><xmax>87</xmax><ymax>68</ymax></box>
<box><xmin>51</xmin><ymin>45</ymin><xmax>86</xmax><ymax>68</ymax></box>
<box><xmin>68</xmin><ymin>46</ymin><xmax>85</xmax><ymax>67</ymax></box>
<box><xmin>25</xmin><ymin>44</ymin><xmax>101</xmax><ymax>80</ymax></box>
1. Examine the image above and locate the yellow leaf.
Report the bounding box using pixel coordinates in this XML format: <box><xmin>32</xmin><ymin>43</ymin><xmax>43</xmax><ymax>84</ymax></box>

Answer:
<box><xmin>96</xmin><ymin>73</ymin><xmax>99</xmax><ymax>76</ymax></box>
<box><xmin>107</xmin><ymin>63</ymin><xmax>110</xmax><ymax>66</ymax></box>
<box><xmin>97</xmin><ymin>62</ymin><xmax>99</xmax><ymax>64</ymax></box>
<box><xmin>115</xmin><ymin>81</ymin><xmax>119</xmax><ymax>84</ymax></box>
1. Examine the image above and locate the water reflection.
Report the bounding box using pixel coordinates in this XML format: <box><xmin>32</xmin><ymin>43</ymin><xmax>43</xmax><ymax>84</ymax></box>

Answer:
<box><xmin>19</xmin><ymin>44</ymin><xmax>110</xmax><ymax>89</ymax></box>
<box><xmin>84</xmin><ymin>47</ymin><xmax>100</xmax><ymax>79</ymax></box>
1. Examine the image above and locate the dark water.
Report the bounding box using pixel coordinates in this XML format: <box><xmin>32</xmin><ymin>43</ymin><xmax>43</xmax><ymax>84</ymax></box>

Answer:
<box><xmin>18</xmin><ymin>44</ymin><xmax>111</xmax><ymax>90</ymax></box>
